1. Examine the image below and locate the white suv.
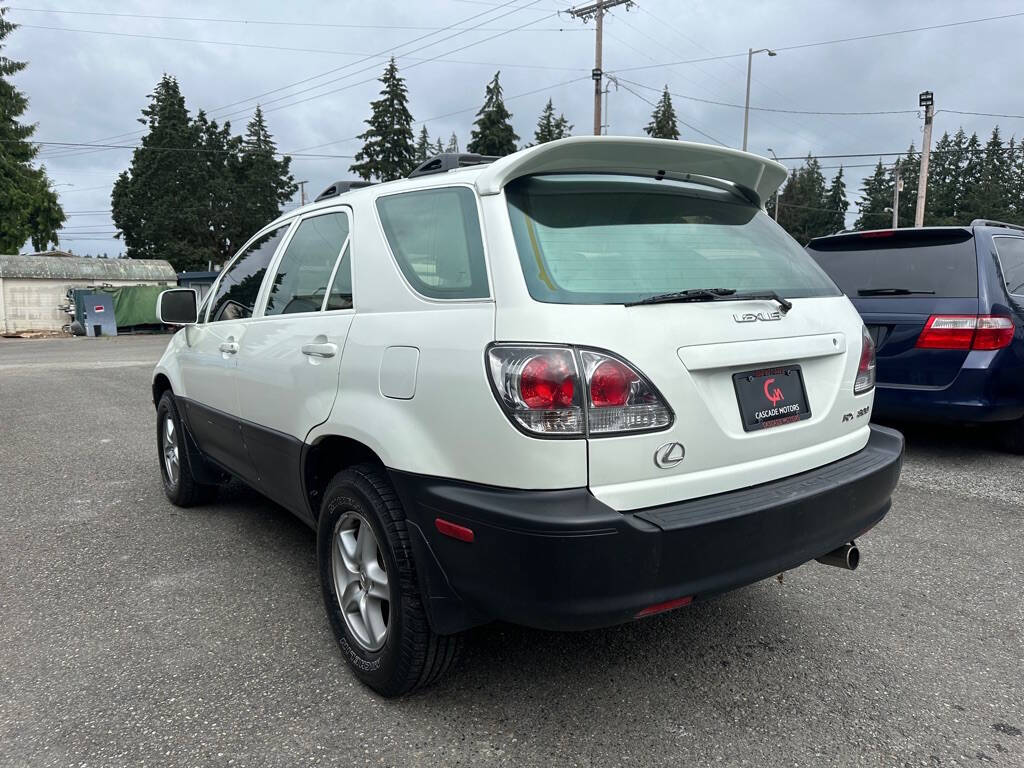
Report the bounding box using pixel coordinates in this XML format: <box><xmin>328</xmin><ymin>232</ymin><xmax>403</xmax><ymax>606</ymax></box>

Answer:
<box><xmin>152</xmin><ymin>136</ymin><xmax>904</xmax><ymax>696</ymax></box>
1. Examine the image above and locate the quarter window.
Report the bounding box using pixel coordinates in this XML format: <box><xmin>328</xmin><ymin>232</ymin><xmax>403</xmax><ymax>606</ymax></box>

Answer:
<box><xmin>264</xmin><ymin>212</ymin><xmax>350</xmax><ymax>316</ymax></box>
<box><xmin>325</xmin><ymin>243</ymin><xmax>353</xmax><ymax>310</ymax></box>
<box><xmin>376</xmin><ymin>187</ymin><xmax>488</xmax><ymax>299</ymax></box>
<box><xmin>209</xmin><ymin>226</ymin><xmax>289</xmax><ymax>322</ymax></box>
<box><xmin>994</xmin><ymin>237</ymin><xmax>1024</xmax><ymax>295</ymax></box>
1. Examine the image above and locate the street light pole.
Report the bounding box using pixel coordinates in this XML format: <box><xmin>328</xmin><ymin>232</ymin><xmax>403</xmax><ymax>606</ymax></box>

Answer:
<box><xmin>743</xmin><ymin>48</ymin><xmax>777</xmax><ymax>152</ymax></box>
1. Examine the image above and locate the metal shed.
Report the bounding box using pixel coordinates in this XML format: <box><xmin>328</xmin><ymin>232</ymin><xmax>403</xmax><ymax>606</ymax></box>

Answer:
<box><xmin>0</xmin><ymin>254</ymin><xmax>176</xmax><ymax>333</ymax></box>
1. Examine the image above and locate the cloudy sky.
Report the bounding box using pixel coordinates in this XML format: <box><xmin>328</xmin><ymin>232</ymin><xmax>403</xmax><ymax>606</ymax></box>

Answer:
<box><xmin>9</xmin><ymin>0</ymin><xmax>1024</xmax><ymax>257</ymax></box>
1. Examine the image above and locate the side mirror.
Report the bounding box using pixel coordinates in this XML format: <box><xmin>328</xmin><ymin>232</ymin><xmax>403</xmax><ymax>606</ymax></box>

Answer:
<box><xmin>157</xmin><ymin>288</ymin><xmax>199</xmax><ymax>325</ymax></box>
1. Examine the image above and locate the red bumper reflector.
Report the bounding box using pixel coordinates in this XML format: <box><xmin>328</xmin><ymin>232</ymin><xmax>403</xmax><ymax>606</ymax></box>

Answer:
<box><xmin>635</xmin><ymin>595</ymin><xmax>693</xmax><ymax>618</ymax></box>
<box><xmin>434</xmin><ymin>517</ymin><xmax>475</xmax><ymax>543</ymax></box>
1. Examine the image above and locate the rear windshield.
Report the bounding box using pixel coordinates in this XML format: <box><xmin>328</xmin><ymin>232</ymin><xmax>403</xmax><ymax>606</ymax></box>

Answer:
<box><xmin>807</xmin><ymin>233</ymin><xmax>978</xmax><ymax>298</ymax></box>
<box><xmin>505</xmin><ymin>174</ymin><xmax>840</xmax><ymax>305</ymax></box>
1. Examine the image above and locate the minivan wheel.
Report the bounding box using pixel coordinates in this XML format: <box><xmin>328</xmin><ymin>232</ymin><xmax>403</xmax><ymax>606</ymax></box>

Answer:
<box><xmin>156</xmin><ymin>391</ymin><xmax>218</xmax><ymax>506</ymax></box>
<box><xmin>317</xmin><ymin>463</ymin><xmax>462</xmax><ymax>697</ymax></box>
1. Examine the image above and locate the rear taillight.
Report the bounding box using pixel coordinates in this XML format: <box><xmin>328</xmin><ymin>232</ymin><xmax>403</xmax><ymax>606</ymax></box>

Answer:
<box><xmin>854</xmin><ymin>325</ymin><xmax>876</xmax><ymax>395</ymax></box>
<box><xmin>486</xmin><ymin>345</ymin><xmax>673</xmax><ymax>438</ymax></box>
<box><xmin>916</xmin><ymin>315</ymin><xmax>1014</xmax><ymax>351</ymax></box>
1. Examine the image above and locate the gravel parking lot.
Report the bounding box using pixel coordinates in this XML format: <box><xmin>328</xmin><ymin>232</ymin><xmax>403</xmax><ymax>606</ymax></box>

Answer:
<box><xmin>1</xmin><ymin>335</ymin><xmax>1021</xmax><ymax>767</ymax></box>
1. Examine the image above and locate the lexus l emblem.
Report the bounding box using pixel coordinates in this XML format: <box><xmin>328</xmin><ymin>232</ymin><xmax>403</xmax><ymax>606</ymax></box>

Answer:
<box><xmin>654</xmin><ymin>442</ymin><xmax>685</xmax><ymax>469</ymax></box>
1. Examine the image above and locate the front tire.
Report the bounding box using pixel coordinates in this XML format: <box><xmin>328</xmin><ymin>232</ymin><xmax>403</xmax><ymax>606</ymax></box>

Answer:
<box><xmin>156</xmin><ymin>391</ymin><xmax>218</xmax><ymax>506</ymax></box>
<box><xmin>317</xmin><ymin>463</ymin><xmax>462</xmax><ymax>697</ymax></box>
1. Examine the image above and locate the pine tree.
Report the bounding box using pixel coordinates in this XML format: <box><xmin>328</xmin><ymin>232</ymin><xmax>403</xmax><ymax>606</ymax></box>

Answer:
<box><xmin>967</xmin><ymin>127</ymin><xmax>1011</xmax><ymax>222</ymax></box>
<box><xmin>468</xmin><ymin>72</ymin><xmax>519</xmax><ymax>156</ymax></box>
<box><xmin>895</xmin><ymin>144</ymin><xmax>919</xmax><ymax>228</ymax></box>
<box><xmin>0</xmin><ymin>10</ymin><xmax>64</xmax><ymax>252</ymax></box>
<box><xmin>926</xmin><ymin>131</ymin><xmax>958</xmax><ymax>225</ymax></box>
<box><xmin>775</xmin><ymin>155</ymin><xmax>828</xmax><ymax>243</ymax></box>
<box><xmin>533</xmin><ymin>99</ymin><xmax>573</xmax><ymax>144</ymax></box>
<box><xmin>854</xmin><ymin>160</ymin><xmax>893</xmax><ymax>231</ymax></box>
<box><xmin>445</xmin><ymin>132</ymin><xmax>459</xmax><ymax>153</ymax></box>
<box><xmin>434</xmin><ymin>137</ymin><xmax>445</xmax><ymax>155</ymax></box>
<box><xmin>230</xmin><ymin>106</ymin><xmax>296</xmax><ymax>253</ymax></box>
<box><xmin>112</xmin><ymin>74</ymin><xmax>211</xmax><ymax>270</ymax></box>
<box><xmin>644</xmin><ymin>87</ymin><xmax>680</xmax><ymax>140</ymax></box>
<box><xmin>821</xmin><ymin>167</ymin><xmax>849</xmax><ymax>235</ymax></box>
<box><xmin>958</xmin><ymin>132</ymin><xmax>985</xmax><ymax>222</ymax></box>
<box><xmin>350</xmin><ymin>58</ymin><xmax>417</xmax><ymax>181</ymax></box>
<box><xmin>414</xmin><ymin>125</ymin><xmax>431</xmax><ymax>164</ymax></box>
<box><xmin>112</xmin><ymin>78</ymin><xmax>294</xmax><ymax>271</ymax></box>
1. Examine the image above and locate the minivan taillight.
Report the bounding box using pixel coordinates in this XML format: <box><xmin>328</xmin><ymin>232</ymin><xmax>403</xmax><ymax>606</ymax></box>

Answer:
<box><xmin>486</xmin><ymin>345</ymin><xmax>672</xmax><ymax>438</ymax></box>
<box><xmin>915</xmin><ymin>315</ymin><xmax>1014</xmax><ymax>350</ymax></box>
<box><xmin>854</xmin><ymin>325</ymin><xmax>876</xmax><ymax>395</ymax></box>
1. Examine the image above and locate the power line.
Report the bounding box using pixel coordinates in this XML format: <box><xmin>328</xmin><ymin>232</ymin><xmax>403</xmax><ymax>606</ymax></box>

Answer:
<box><xmin>8</xmin><ymin>5</ymin><xmax>584</xmax><ymax>32</ymax></box>
<box><xmin>613</xmin><ymin>76</ymin><xmax>918</xmax><ymax>116</ymax></box>
<box><xmin>614</xmin><ymin>10</ymin><xmax>1024</xmax><ymax>73</ymax></box>
<box><xmin>37</xmin><ymin>0</ymin><xmax>550</xmax><ymax>160</ymax></box>
<box><xmin>614</xmin><ymin>79</ymin><xmax>727</xmax><ymax>146</ymax></box>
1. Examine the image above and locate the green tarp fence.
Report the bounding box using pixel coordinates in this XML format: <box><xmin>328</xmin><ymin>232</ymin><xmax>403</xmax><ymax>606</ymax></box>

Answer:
<box><xmin>100</xmin><ymin>284</ymin><xmax>165</xmax><ymax>327</ymax></box>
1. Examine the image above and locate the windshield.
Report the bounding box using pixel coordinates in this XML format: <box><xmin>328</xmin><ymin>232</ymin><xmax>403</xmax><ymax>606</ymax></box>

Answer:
<box><xmin>505</xmin><ymin>174</ymin><xmax>840</xmax><ymax>305</ymax></box>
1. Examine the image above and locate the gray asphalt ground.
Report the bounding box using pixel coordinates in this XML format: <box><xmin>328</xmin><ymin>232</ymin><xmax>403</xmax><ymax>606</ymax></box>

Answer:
<box><xmin>1</xmin><ymin>335</ymin><xmax>1021</xmax><ymax>768</ymax></box>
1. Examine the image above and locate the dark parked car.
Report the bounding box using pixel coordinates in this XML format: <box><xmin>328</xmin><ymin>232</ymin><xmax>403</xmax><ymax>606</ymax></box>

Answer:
<box><xmin>807</xmin><ymin>220</ymin><xmax>1024</xmax><ymax>450</ymax></box>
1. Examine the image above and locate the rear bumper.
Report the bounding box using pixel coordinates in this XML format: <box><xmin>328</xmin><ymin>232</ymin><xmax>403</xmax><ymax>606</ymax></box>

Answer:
<box><xmin>874</xmin><ymin>370</ymin><xmax>1024</xmax><ymax>423</ymax></box>
<box><xmin>390</xmin><ymin>425</ymin><xmax>904</xmax><ymax>633</ymax></box>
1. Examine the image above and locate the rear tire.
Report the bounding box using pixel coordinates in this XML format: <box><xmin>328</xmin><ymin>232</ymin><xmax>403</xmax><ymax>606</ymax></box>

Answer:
<box><xmin>317</xmin><ymin>463</ymin><xmax>462</xmax><ymax>697</ymax></box>
<box><xmin>156</xmin><ymin>391</ymin><xmax>218</xmax><ymax>506</ymax></box>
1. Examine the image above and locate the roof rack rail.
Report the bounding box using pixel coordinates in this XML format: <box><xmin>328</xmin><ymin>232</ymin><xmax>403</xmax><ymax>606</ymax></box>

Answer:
<box><xmin>314</xmin><ymin>180</ymin><xmax>375</xmax><ymax>202</ymax></box>
<box><xmin>408</xmin><ymin>152</ymin><xmax>499</xmax><ymax>178</ymax></box>
<box><xmin>970</xmin><ymin>218</ymin><xmax>1024</xmax><ymax>232</ymax></box>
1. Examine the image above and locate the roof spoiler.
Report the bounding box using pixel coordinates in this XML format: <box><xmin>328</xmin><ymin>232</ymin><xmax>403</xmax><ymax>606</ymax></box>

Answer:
<box><xmin>473</xmin><ymin>136</ymin><xmax>788</xmax><ymax>206</ymax></box>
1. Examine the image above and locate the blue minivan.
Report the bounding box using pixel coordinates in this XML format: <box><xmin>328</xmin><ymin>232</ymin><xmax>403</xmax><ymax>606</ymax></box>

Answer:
<box><xmin>807</xmin><ymin>221</ymin><xmax>1024</xmax><ymax>451</ymax></box>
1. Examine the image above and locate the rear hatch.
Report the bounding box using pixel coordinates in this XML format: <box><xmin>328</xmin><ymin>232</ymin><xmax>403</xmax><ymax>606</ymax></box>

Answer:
<box><xmin>807</xmin><ymin>229</ymin><xmax>979</xmax><ymax>387</ymax></box>
<box><xmin>495</xmin><ymin>173</ymin><xmax>872</xmax><ymax>511</ymax></box>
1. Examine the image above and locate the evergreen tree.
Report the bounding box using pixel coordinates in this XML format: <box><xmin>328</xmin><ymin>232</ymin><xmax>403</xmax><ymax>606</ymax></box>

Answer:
<box><xmin>229</xmin><ymin>106</ymin><xmax>295</xmax><ymax>253</ymax></box>
<box><xmin>854</xmin><ymin>160</ymin><xmax>894</xmax><ymax>231</ymax></box>
<box><xmin>434</xmin><ymin>137</ymin><xmax>445</xmax><ymax>155</ymax></box>
<box><xmin>415</xmin><ymin>125</ymin><xmax>431</xmax><ymax>164</ymax></box>
<box><xmin>775</xmin><ymin>155</ymin><xmax>828</xmax><ymax>243</ymax></box>
<box><xmin>112</xmin><ymin>78</ymin><xmax>294</xmax><ymax>271</ymax></box>
<box><xmin>0</xmin><ymin>10</ymin><xmax>64</xmax><ymax>252</ymax></box>
<box><xmin>445</xmin><ymin>132</ymin><xmax>459</xmax><ymax>153</ymax></box>
<box><xmin>112</xmin><ymin>75</ymin><xmax>210</xmax><ymax>269</ymax></box>
<box><xmin>966</xmin><ymin>127</ymin><xmax>1012</xmax><ymax>222</ymax></box>
<box><xmin>926</xmin><ymin>131</ymin><xmax>959</xmax><ymax>225</ymax></box>
<box><xmin>533</xmin><ymin>99</ymin><xmax>573</xmax><ymax>144</ymax></box>
<box><xmin>468</xmin><ymin>72</ymin><xmax>519</xmax><ymax>156</ymax></box>
<box><xmin>350</xmin><ymin>58</ymin><xmax>416</xmax><ymax>181</ymax></box>
<box><xmin>895</xmin><ymin>144</ymin><xmax>919</xmax><ymax>227</ymax></box>
<box><xmin>644</xmin><ymin>87</ymin><xmax>680</xmax><ymax>140</ymax></box>
<box><xmin>822</xmin><ymin>167</ymin><xmax>849</xmax><ymax>235</ymax></box>
<box><xmin>957</xmin><ymin>131</ymin><xmax>985</xmax><ymax>221</ymax></box>
<box><xmin>1009</xmin><ymin>138</ymin><xmax>1024</xmax><ymax>224</ymax></box>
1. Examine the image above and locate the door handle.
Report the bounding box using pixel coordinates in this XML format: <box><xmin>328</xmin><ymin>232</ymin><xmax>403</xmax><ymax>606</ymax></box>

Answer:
<box><xmin>219</xmin><ymin>341</ymin><xmax>239</xmax><ymax>354</ymax></box>
<box><xmin>301</xmin><ymin>342</ymin><xmax>338</xmax><ymax>359</ymax></box>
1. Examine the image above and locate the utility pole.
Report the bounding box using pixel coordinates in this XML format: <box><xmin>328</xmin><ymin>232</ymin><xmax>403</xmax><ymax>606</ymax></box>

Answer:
<box><xmin>892</xmin><ymin>160</ymin><xmax>903</xmax><ymax>229</ymax></box>
<box><xmin>915</xmin><ymin>91</ymin><xmax>934</xmax><ymax>228</ymax></box>
<box><xmin>297</xmin><ymin>180</ymin><xmax>309</xmax><ymax>206</ymax></box>
<box><xmin>567</xmin><ymin>0</ymin><xmax>633</xmax><ymax>136</ymax></box>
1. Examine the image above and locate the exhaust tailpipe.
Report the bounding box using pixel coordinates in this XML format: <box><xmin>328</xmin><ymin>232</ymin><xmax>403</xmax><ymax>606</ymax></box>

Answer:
<box><xmin>816</xmin><ymin>542</ymin><xmax>859</xmax><ymax>571</ymax></box>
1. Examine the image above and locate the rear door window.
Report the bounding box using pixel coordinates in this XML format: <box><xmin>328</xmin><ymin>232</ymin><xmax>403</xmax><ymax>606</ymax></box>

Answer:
<box><xmin>505</xmin><ymin>174</ymin><xmax>839</xmax><ymax>304</ymax></box>
<box><xmin>376</xmin><ymin>186</ymin><xmax>489</xmax><ymax>299</ymax></box>
<box><xmin>808</xmin><ymin>232</ymin><xmax>978</xmax><ymax>298</ymax></box>
<box><xmin>993</xmin><ymin>236</ymin><xmax>1024</xmax><ymax>295</ymax></box>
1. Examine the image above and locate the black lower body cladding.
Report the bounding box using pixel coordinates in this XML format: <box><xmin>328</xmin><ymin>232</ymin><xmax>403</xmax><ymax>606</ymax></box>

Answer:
<box><xmin>389</xmin><ymin>425</ymin><xmax>904</xmax><ymax>634</ymax></box>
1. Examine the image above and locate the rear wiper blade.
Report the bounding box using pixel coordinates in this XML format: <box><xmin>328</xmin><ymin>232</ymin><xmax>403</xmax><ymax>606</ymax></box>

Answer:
<box><xmin>728</xmin><ymin>290</ymin><xmax>794</xmax><ymax>315</ymax></box>
<box><xmin>857</xmin><ymin>288</ymin><xmax>936</xmax><ymax>296</ymax></box>
<box><xmin>625</xmin><ymin>288</ymin><xmax>736</xmax><ymax>307</ymax></box>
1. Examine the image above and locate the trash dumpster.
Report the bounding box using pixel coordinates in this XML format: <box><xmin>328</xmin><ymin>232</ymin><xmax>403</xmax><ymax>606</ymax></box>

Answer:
<box><xmin>81</xmin><ymin>293</ymin><xmax>117</xmax><ymax>337</ymax></box>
